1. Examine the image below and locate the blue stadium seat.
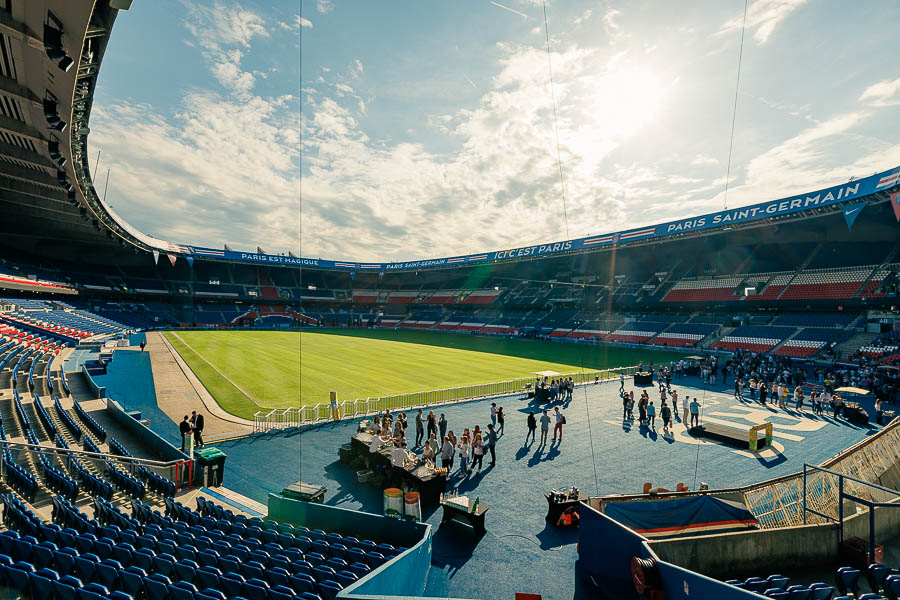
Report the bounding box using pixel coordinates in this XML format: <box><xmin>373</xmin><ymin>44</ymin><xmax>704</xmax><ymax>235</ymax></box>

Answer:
<box><xmin>312</xmin><ymin>566</ymin><xmax>336</xmax><ymax>583</ymax></box>
<box><xmin>175</xmin><ymin>544</ymin><xmax>198</xmax><ymax>562</ymax></box>
<box><xmin>326</xmin><ymin>557</ymin><xmax>346</xmax><ymax>572</ymax></box>
<box><xmin>169</xmin><ymin>580</ymin><xmax>198</xmax><ymax>600</ymax></box>
<box><xmin>30</xmin><ymin>568</ymin><xmax>60</xmax><ymax>600</ymax></box>
<box><xmin>242</xmin><ymin>560</ymin><xmax>266</xmax><ymax>581</ymax></box>
<box><xmin>270</xmin><ymin>584</ymin><xmax>297</xmax><ymax>600</ymax></box>
<box><xmin>6</xmin><ymin>560</ymin><xmax>35</xmax><ymax>592</ymax></box>
<box><xmin>767</xmin><ymin>575</ymin><xmax>790</xmax><ymax>590</ymax></box>
<box><xmin>218</xmin><ymin>555</ymin><xmax>240</xmax><ymax>575</ymax></box>
<box><xmin>93</xmin><ymin>538</ymin><xmax>113</xmax><ymax>560</ymax></box>
<box><xmin>120</xmin><ymin>566</ymin><xmax>148</xmax><ymax>597</ymax></box>
<box><xmin>348</xmin><ymin>562</ymin><xmax>370</xmax><ymax>579</ymax></box>
<box><xmin>316</xmin><ymin>580</ymin><xmax>342</xmax><ymax>600</ymax></box>
<box><xmin>108</xmin><ymin>592</ymin><xmax>133</xmax><ymax>600</ymax></box>
<box><xmin>94</xmin><ymin>558</ymin><xmax>123</xmax><ymax>589</ymax></box>
<box><xmin>267</xmin><ymin>566</ymin><xmax>291</xmax><ymax>588</ymax></box>
<box><xmin>764</xmin><ymin>590</ymin><xmax>789</xmax><ymax>599</ymax></box>
<box><xmin>786</xmin><ymin>585</ymin><xmax>812</xmax><ymax>600</ymax></box>
<box><xmin>261</xmin><ymin>530</ymin><xmax>279</xmax><ymax>545</ymax></box>
<box><xmin>53</xmin><ymin>574</ymin><xmax>84</xmax><ymax>600</ymax></box>
<box><xmin>296</xmin><ymin>536</ymin><xmax>312</xmax><ymax>553</ymax></box>
<box><xmin>886</xmin><ymin>575</ymin><xmax>900</xmax><ymax>599</ymax></box>
<box><xmin>197</xmin><ymin>589</ymin><xmax>226</xmax><ymax>600</ymax></box>
<box><xmin>746</xmin><ymin>577</ymin><xmax>769</xmax><ymax>592</ymax></box>
<box><xmin>174</xmin><ymin>559</ymin><xmax>199</xmax><ymax>583</ymax></box>
<box><xmin>132</xmin><ymin>548</ymin><xmax>155</xmax><ymax>572</ymax></box>
<box><xmin>308</xmin><ymin>530</ymin><xmax>326</xmax><ymax>542</ymax></box>
<box><xmin>219</xmin><ymin>572</ymin><xmax>245</xmax><ymax>599</ymax></box>
<box><xmin>288</xmin><ymin>574</ymin><xmax>316</xmax><ymax>595</ymax></box>
<box><xmin>196</xmin><ymin>565</ymin><xmax>221</xmax><ymax>589</ymax></box>
<box><xmin>112</xmin><ymin>543</ymin><xmax>135</xmax><ymax>566</ymax></box>
<box><xmin>291</xmin><ymin>561</ymin><xmax>313</xmax><ymax>576</ymax></box>
<box><xmin>243</xmin><ymin>577</ymin><xmax>271</xmax><ymax>600</ymax></box>
<box><xmin>808</xmin><ymin>583</ymin><xmax>835</xmax><ymax>600</ymax></box>
<box><xmin>249</xmin><ymin>550</ymin><xmax>271</xmax><ymax>567</ymax></box>
<box><xmin>867</xmin><ymin>563</ymin><xmax>893</xmax><ymax>593</ymax></box>
<box><xmin>299</xmin><ymin>593</ymin><xmax>322</xmax><ymax>600</ymax></box>
<box><xmin>363</xmin><ymin>551</ymin><xmax>385</xmax><ymax>568</ymax></box>
<box><xmin>33</xmin><ymin>541</ymin><xmax>57</xmax><ymax>569</ymax></box>
<box><xmin>836</xmin><ymin>567</ymin><xmax>861</xmax><ymax>596</ymax></box>
<box><xmin>335</xmin><ymin>570</ymin><xmax>357</xmax><ymax>588</ymax></box>
<box><xmin>153</xmin><ymin>553</ymin><xmax>177</xmax><ymax>577</ymax></box>
<box><xmin>306</xmin><ymin>552</ymin><xmax>326</xmax><ymax>568</ymax></box>
<box><xmin>78</xmin><ymin>582</ymin><xmax>110</xmax><ymax>600</ymax></box>
<box><xmin>857</xmin><ymin>595</ymin><xmax>886</xmax><ymax>600</ymax></box>
<box><xmin>144</xmin><ymin>573</ymin><xmax>172</xmax><ymax>600</ymax></box>
<box><xmin>74</xmin><ymin>553</ymin><xmax>100</xmax><ymax>583</ymax></box>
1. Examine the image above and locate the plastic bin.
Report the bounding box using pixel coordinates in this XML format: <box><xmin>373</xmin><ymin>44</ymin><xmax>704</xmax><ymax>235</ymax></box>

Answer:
<box><xmin>194</xmin><ymin>447</ymin><xmax>227</xmax><ymax>487</ymax></box>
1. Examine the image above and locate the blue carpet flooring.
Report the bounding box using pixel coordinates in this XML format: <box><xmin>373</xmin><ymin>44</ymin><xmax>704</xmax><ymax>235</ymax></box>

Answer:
<box><xmin>296</xmin><ymin>375</ymin><xmax>880</xmax><ymax>600</ymax></box>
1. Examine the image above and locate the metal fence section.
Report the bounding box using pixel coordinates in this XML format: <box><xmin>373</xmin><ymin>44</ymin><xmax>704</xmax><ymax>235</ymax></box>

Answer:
<box><xmin>742</xmin><ymin>417</ymin><xmax>900</xmax><ymax>529</ymax></box>
<box><xmin>254</xmin><ymin>365</ymin><xmax>640</xmax><ymax>433</ymax></box>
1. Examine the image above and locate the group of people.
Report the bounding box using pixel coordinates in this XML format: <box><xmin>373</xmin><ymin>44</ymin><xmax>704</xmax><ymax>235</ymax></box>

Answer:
<box><xmin>621</xmin><ymin>384</ymin><xmax>701</xmax><ymax>434</ymax></box>
<box><xmin>366</xmin><ymin>403</ymin><xmax>508</xmax><ymax>479</ymax></box>
<box><xmin>178</xmin><ymin>411</ymin><xmax>205</xmax><ymax>452</ymax></box>
<box><xmin>525</xmin><ymin>406</ymin><xmax>566</xmax><ymax>445</ymax></box>
<box><xmin>534</xmin><ymin>376</ymin><xmax>575</xmax><ymax>404</ymax></box>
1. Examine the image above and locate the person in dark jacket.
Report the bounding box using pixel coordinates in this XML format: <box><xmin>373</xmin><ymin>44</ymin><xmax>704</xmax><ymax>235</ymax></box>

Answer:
<box><xmin>191</xmin><ymin>411</ymin><xmax>205</xmax><ymax>448</ymax></box>
<box><xmin>526</xmin><ymin>411</ymin><xmax>537</xmax><ymax>444</ymax></box>
<box><xmin>179</xmin><ymin>415</ymin><xmax>192</xmax><ymax>452</ymax></box>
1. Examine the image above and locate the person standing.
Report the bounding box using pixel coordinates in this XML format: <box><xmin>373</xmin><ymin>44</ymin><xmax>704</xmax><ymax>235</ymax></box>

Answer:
<box><xmin>759</xmin><ymin>382</ymin><xmax>768</xmax><ymax>406</ymax></box>
<box><xmin>179</xmin><ymin>415</ymin><xmax>192</xmax><ymax>453</ymax></box>
<box><xmin>734</xmin><ymin>378</ymin><xmax>743</xmax><ymax>401</ymax></box>
<box><xmin>689</xmin><ymin>398</ymin><xmax>701</xmax><ymax>428</ymax></box>
<box><xmin>438</xmin><ymin>413</ymin><xmax>448</xmax><ymax>440</ymax></box>
<box><xmin>671</xmin><ymin>389</ymin><xmax>680</xmax><ymax>421</ymax></box>
<box><xmin>539</xmin><ymin>409</ymin><xmax>551</xmax><ymax>445</ymax></box>
<box><xmin>552</xmin><ymin>407</ymin><xmax>565</xmax><ymax>441</ymax></box>
<box><xmin>427</xmin><ymin>411</ymin><xmax>437</xmax><ymax>439</ymax></box>
<box><xmin>140</xmin><ymin>340</ymin><xmax>146</xmax><ymax>352</ymax></box>
<box><xmin>682</xmin><ymin>394</ymin><xmax>690</xmax><ymax>425</ymax></box>
<box><xmin>415</xmin><ymin>409</ymin><xmax>424</xmax><ymax>446</ymax></box>
<box><xmin>647</xmin><ymin>401</ymin><xmax>656</xmax><ymax>429</ymax></box>
<box><xmin>619</xmin><ymin>373</ymin><xmax>625</xmax><ymax>392</ymax></box>
<box><xmin>447</xmin><ymin>430</ymin><xmax>457</xmax><ymax>470</ymax></box>
<box><xmin>190</xmin><ymin>411</ymin><xmax>205</xmax><ymax>449</ymax></box>
<box><xmin>471</xmin><ymin>434</ymin><xmax>485</xmax><ymax>472</ymax></box>
<box><xmin>627</xmin><ymin>392</ymin><xmax>635</xmax><ymax>420</ymax></box>
<box><xmin>661</xmin><ymin>401</ymin><xmax>671</xmax><ymax>435</ymax></box>
<box><xmin>497</xmin><ymin>407</ymin><xmax>505</xmax><ymax>436</ymax></box>
<box><xmin>490</xmin><ymin>403</ymin><xmax>498</xmax><ymax>427</ymax></box>
<box><xmin>440</xmin><ymin>436</ymin><xmax>453</xmax><ymax>470</ymax></box>
<box><xmin>526</xmin><ymin>411</ymin><xmax>537</xmax><ymax>443</ymax></box>
<box><xmin>458</xmin><ymin>435</ymin><xmax>470</xmax><ymax>475</ymax></box>
<box><xmin>487</xmin><ymin>424</ymin><xmax>497</xmax><ymax>466</ymax></box>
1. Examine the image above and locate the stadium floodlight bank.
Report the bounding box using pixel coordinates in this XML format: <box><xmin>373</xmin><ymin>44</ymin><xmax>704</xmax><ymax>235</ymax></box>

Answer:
<box><xmin>255</xmin><ymin>365</ymin><xmax>639</xmax><ymax>432</ymax></box>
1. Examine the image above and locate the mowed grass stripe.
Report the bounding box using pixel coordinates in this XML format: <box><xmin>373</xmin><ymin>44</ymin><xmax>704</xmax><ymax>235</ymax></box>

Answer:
<box><xmin>164</xmin><ymin>332</ymin><xmax>262</xmax><ymax>419</ymax></box>
<box><xmin>164</xmin><ymin>329</ymin><xmax>682</xmax><ymax>417</ymax></box>
<box><xmin>298</xmin><ymin>330</ymin><xmax>682</xmax><ymax>406</ymax></box>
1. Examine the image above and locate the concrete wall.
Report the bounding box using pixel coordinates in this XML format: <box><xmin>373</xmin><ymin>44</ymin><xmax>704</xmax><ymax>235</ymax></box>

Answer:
<box><xmin>265</xmin><ymin>494</ymin><xmax>478</xmax><ymax>600</ymax></box>
<box><xmin>648</xmin><ymin>521</ymin><xmax>838</xmax><ymax>577</ymax></box>
<box><xmin>843</xmin><ymin>497</ymin><xmax>900</xmax><ymax>544</ymax></box>
<box><xmin>106</xmin><ymin>398</ymin><xmax>187</xmax><ymax>461</ymax></box>
<box><xmin>81</xmin><ymin>364</ymin><xmax>106</xmax><ymax>397</ymax></box>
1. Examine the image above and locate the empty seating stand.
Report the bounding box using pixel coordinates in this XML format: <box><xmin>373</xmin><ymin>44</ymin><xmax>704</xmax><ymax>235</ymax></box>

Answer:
<box><xmin>712</xmin><ymin>326</ymin><xmax>795</xmax><ymax>353</ymax></box>
<box><xmin>649</xmin><ymin>323</ymin><xmax>718</xmax><ymax>348</ymax></box>
<box><xmin>662</xmin><ymin>277</ymin><xmax>744</xmax><ymax>302</ymax></box>
<box><xmin>779</xmin><ymin>268</ymin><xmax>873</xmax><ymax>300</ymax></box>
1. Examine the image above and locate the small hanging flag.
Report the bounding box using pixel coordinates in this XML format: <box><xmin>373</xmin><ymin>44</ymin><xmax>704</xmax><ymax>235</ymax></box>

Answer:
<box><xmin>842</xmin><ymin>202</ymin><xmax>866</xmax><ymax>231</ymax></box>
<box><xmin>167</xmin><ymin>253</ymin><xmax>177</xmax><ymax>267</ymax></box>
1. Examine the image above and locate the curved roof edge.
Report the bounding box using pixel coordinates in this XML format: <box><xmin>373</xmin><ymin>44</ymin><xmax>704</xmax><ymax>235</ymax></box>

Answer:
<box><xmin>191</xmin><ymin>166</ymin><xmax>899</xmax><ymax>272</ymax></box>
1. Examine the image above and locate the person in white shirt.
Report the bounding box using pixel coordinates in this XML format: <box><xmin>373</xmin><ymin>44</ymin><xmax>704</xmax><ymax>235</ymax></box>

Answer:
<box><xmin>682</xmin><ymin>395</ymin><xmax>690</xmax><ymax>425</ymax></box>
<box><xmin>367</xmin><ymin>416</ymin><xmax>381</xmax><ymax>434</ymax></box>
<box><xmin>539</xmin><ymin>409</ymin><xmax>551</xmax><ymax>445</ymax></box>
<box><xmin>391</xmin><ymin>441</ymin><xmax>410</xmax><ymax>468</ymax></box>
<box><xmin>369</xmin><ymin>433</ymin><xmax>385</xmax><ymax>453</ymax></box>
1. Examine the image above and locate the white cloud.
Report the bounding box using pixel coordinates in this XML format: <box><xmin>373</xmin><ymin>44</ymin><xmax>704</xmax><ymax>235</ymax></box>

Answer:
<box><xmin>183</xmin><ymin>2</ymin><xmax>269</xmax><ymax>98</ymax></box>
<box><xmin>602</xmin><ymin>8</ymin><xmax>620</xmax><ymax>30</ymax></box>
<box><xmin>316</xmin><ymin>0</ymin><xmax>333</xmax><ymax>14</ymax></box>
<box><xmin>299</xmin><ymin>43</ymin><xmax>677</xmax><ymax>261</ymax></box>
<box><xmin>691</xmin><ymin>154</ymin><xmax>719</xmax><ymax>166</ymax></box>
<box><xmin>860</xmin><ymin>77</ymin><xmax>900</xmax><ymax>107</ymax></box>
<box><xmin>298</xmin><ymin>16</ymin><xmax>313</xmax><ymax>29</ymax></box>
<box><xmin>572</xmin><ymin>9</ymin><xmax>592</xmax><ymax>26</ymax></box>
<box><xmin>719</xmin><ymin>0</ymin><xmax>806</xmax><ymax>45</ymax></box>
<box><xmin>350</xmin><ymin>59</ymin><xmax>364</xmax><ymax>79</ymax></box>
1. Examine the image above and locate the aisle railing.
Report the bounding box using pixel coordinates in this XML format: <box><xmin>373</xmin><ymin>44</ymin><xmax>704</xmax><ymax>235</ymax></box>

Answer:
<box><xmin>254</xmin><ymin>365</ymin><xmax>640</xmax><ymax>433</ymax></box>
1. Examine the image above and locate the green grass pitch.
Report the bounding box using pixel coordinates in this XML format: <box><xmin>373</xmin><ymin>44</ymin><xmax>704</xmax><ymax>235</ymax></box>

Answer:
<box><xmin>164</xmin><ymin>329</ymin><xmax>684</xmax><ymax>418</ymax></box>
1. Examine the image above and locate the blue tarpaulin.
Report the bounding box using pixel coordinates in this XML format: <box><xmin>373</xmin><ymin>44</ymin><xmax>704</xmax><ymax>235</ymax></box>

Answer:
<box><xmin>603</xmin><ymin>496</ymin><xmax>759</xmax><ymax>538</ymax></box>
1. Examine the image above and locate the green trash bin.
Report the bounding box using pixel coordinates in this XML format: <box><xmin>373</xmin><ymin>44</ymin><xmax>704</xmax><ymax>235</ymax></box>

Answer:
<box><xmin>194</xmin><ymin>447</ymin><xmax>227</xmax><ymax>487</ymax></box>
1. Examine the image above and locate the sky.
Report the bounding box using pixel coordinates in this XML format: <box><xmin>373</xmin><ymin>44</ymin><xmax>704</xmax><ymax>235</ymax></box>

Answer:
<box><xmin>93</xmin><ymin>0</ymin><xmax>900</xmax><ymax>261</ymax></box>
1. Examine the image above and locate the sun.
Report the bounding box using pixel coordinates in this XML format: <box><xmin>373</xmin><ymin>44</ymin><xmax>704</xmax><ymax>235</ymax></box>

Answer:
<box><xmin>589</xmin><ymin>66</ymin><xmax>665</xmax><ymax>139</ymax></box>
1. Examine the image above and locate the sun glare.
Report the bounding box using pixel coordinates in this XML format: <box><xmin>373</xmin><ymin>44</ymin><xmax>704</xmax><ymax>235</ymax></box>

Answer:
<box><xmin>589</xmin><ymin>66</ymin><xmax>665</xmax><ymax>138</ymax></box>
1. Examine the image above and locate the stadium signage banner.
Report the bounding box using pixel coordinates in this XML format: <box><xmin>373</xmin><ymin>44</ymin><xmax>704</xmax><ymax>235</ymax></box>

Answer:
<box><xmin>184</xmin><ymin>165</ymin><xmax>899</xmax><ymax>271</ymax></box>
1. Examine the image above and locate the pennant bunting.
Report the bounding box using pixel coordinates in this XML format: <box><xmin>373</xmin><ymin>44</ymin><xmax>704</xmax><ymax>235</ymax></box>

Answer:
<box><xmin>167</xmin><ymin>253</ymin><xmax>177</xmax><ymax>267</ymax></box>
<box><xmin>152</xmin><ymin>250</ymin><xmax>159</xmax><ymax>264</ymax></box>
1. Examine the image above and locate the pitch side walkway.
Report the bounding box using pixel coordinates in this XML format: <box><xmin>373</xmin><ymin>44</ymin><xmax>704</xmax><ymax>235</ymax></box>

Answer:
<box><xmin>145</xmin><ymin>331</ymin><xmax>253</xmax><ymax>441</ymax></box>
